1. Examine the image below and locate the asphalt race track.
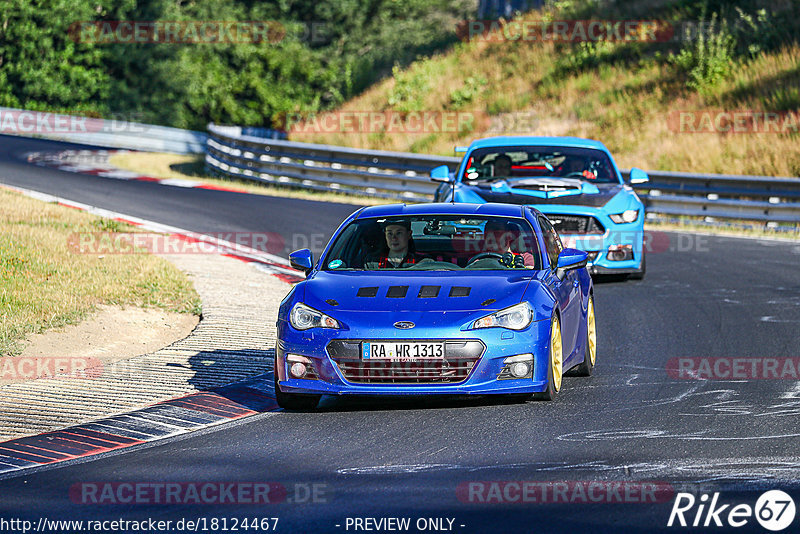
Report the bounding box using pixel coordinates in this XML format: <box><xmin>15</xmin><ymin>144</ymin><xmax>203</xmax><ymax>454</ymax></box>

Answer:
<box><xmin>0</xmin><ymin>135</ymin><xmax>359</xmax><ymax>258</ymax></box>
<box><xmin>1</xmin><ymin>135</ymin><xmax>799</xmax><ymax>533</ymax></box>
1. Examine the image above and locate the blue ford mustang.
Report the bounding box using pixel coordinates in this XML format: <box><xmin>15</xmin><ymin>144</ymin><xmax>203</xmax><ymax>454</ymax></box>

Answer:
<box><xmin>274</xmin><ymin>203</ymin><xmax>596</xmax><ymax>410</ymax></box>
<box><xmin>431</xmin><ymin>136</ymin><xmax>649</xmax><ymax>278</ymax></box>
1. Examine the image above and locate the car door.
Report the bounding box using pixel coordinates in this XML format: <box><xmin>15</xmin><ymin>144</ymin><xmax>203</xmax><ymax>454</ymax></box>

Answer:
<box><xmin>539</xmin><ymin>216</ymin><xmax>580</xmax><ymax>361</ymax></box>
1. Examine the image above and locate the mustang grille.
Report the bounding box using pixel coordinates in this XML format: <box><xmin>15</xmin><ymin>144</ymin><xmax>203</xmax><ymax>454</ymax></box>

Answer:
<box><xmin>326</xmin><ymin>340</ymin><xmax>484</xmax><ymax>384</ymax></box>
<box><xmin>544</xmin><ymin>214</ymin><xmax>604</xmax><ymax>235</ymax></box>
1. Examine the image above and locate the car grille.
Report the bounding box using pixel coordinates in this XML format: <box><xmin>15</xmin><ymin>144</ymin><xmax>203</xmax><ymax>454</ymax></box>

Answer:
<box><xmin>326</xmin><ymin>340</ymin><xmax>485</xmax><ymax>384</ymax></box>
<box><xmin>544</xmin><ymin>214</ymin><xmax>604</xmax><ymax>235</ymax></box>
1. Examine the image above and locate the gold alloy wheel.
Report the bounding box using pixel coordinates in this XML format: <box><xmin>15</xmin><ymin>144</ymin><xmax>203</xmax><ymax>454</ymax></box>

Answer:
<box><xmin>588</xmin><ymin>297</ymin><xmax>597</xmax><ymax>366</ymax></box>
<box><xmin>551</xmin><ymin>315</ymin><xmax>563</xmax><ymax>391</ymax></box>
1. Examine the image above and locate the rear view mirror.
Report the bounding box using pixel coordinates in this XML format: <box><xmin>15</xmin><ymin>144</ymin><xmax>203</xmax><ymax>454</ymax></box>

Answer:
<box><xmin>289</xmin><ymin>249</ymin><xmax>313</xmax><ymax>275</ymax></box>
<box><xmin>430</xmin><ymin>165</ymin><xmax>453</xmax><ymax>183</ymax></box>
<box><xmin>555</xmin><ymin>248</ymin><xmax>588</xmax><ymax>280</ymax></box>
<box><xmin>629</xmin><ymin>168</ymin><xmax>649</xmax><ymax>184</ymax></box>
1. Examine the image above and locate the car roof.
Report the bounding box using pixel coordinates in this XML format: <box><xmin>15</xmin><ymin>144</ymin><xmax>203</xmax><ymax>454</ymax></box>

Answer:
<box><xmin>356</xmin><ymin>202</ymin><xmax>535</xmax><ymax>219</ymax></box>
<box><xmin>467</xmin><ymin>135</ymin><xmax>610</xmax><ymax>152</ymax></box>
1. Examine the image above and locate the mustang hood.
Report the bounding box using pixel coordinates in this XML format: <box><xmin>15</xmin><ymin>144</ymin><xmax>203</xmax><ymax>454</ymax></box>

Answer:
<box><xmin>470</xmin><ymin>179</ymin><xmax>623</xmax><ymax>208</ymax></box>
<box><xmin>302</xmin><ymin>271</ymin><xmax>536</xmax><ymax>313</ymax></box>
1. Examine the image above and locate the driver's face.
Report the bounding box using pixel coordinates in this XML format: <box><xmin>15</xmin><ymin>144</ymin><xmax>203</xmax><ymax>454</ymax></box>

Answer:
<box><xmin>494</xmin><ymin>157</ymin><xmax>511</xmax><ymax>177</ymax></box>
<box><xmin>565</xmin><ymin>158</ymin><xmax>583</xmax><ymax>172</ymax></box>
<box><xmin>484</xmin><ymin>226</ymin><xmax>513</xmax><ymax>252</ymax></box>
<box><xmin>385</xmin><ymin>225</ymin><xmax>409</xmax><ymax>253</ymax></box>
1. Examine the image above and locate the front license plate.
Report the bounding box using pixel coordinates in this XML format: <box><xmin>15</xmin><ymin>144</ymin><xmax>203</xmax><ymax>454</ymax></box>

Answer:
<box><xmin>362</xmin><ymin>342</ymin><xmax>445</xmax><ymax>360</ymax></box>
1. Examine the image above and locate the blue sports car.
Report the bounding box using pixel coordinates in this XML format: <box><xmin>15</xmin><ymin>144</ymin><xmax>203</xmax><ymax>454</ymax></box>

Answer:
<box><xmin>430</xmin><ymin>136</ymin><xmax>649</xmax><ymax>278</ymax></box>
<box><xmin>274</xmin><ymin>202</ymin><xmax>596</xmax><ymax>410</ymax></box>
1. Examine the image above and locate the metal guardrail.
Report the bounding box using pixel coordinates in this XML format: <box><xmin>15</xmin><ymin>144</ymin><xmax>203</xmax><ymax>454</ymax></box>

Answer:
<box><xmin>632</xmin><ymin>170</ymin><xmax>800</xmax><ymax>224</ymax></box>
<box><xmin>206</xmin><ymin>123</ymin><xmax>459</xmax><ymax>201</ymax></box>
<box><xmin>4</xmin><ymin>107</ymin><xmax>797</xmax><ymax>224</ymax></box>
<box><xmin>0</xmin><ymin>107</ymin><xmax>207</xmax><ymax>154</ymax></box>
<box><xmin>206</xmin><ymin>124</ymin><xmax>800</xmax><ymax>226</ymax></box>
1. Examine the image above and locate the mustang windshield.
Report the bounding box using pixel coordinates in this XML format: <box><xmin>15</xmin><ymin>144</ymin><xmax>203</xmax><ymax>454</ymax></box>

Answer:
<box><xmin>323</xmin><ymin>215</ymin><xmax>542</xmax><ymax>271</ymax></box>
<box><xmin>462</xmin><ymin>146</ymin><xmax>619</xmax><ymax>184</ymax></box>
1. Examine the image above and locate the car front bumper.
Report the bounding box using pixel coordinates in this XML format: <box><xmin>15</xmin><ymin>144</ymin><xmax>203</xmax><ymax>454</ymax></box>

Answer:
<box><xmin>275</xmin><ymin>319</ymin><xmax>553</xmax><ymax>396</ymax></box>
<box><xmin>538</xmin><ymin>208</ymin><xmax>645</xmax><ymax>273</ymax></box>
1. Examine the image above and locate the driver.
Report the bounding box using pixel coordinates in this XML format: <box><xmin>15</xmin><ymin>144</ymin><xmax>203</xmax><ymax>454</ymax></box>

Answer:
<box><xmin>493</xmin><ymin>154</ymin><xmax>512</xmax><ymax>178</ymax></box>
<box><xmin>374</xmin><ymin>219</ymin><xmax>428</xmax><ymax>268</ymax></box>
<box><xmin>561</xmin><ymin>156</ymin><xmax>596</xmax><ymax>180</ymax></box>
<box><xmin>483</xmin><ymin>219</ymin><xmax>535</xmax><ymax>268</ymax></box>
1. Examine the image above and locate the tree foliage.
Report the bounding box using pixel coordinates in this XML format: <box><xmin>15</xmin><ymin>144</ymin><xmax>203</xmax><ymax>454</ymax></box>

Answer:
<box><xmin>0</xmin><ymin>0</ymin><xmax>474</xmax><ymax>129</ymax></box>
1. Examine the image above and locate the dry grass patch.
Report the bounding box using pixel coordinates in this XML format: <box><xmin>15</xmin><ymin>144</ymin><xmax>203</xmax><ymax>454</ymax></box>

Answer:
<box><xmin>0</xmin><ymin>188</ymin><xmax>201</xmax><ymax>356</ymax></box>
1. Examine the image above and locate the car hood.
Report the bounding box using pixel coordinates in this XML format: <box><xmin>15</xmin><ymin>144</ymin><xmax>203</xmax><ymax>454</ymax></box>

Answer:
<box><xmin>302</xmin><ymin>270</ymin><xmax>538</xmax><ymax>313</ymax></box>
<box><xmin>469</xmin><ymin>179</ymin><xmax>623</xmax><ymax>208</ymax></box>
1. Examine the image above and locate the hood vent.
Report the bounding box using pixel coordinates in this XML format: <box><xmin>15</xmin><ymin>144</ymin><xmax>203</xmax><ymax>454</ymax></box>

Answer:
<box><xmin>386</xmin><ymin>285</ymin><xmax>409</xmax><ymax>298</ymax></box>
<box><xmin>357</xmin><ymin>285</ymin><xmax>475</xmax><ymax>299</ymax></box>
<box><xmin>418</xmin><ymin>285</ymin><xmax>440</xmax><ymax>298</ymax></box>
<box><xmin>511</xmin><ymin>178</ymin><xmax>583</xmax><ymax>191</ymax></box>
<box><xmin>449</xmin><ymin>286</ymin><xmax>471</xmax><ymax>297</ymax></box>
<box><xmin>357</xmin><ymin>287</ymin><xmax>379</xmax><ymax>298</ymax></box>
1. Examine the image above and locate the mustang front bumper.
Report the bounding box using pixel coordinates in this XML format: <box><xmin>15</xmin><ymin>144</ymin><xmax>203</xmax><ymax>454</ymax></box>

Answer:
<box><xmin>541</xmin><ymin>208</ymin><xmax>644</xmax><ymax>274</ymax></box>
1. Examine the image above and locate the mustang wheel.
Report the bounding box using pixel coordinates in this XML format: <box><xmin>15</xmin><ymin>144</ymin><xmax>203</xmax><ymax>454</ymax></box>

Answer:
<box><xmin>535</xmin><ymin>314</ymin><xmax>563</xmax><ymax>401</ymax></box>
<box><xmin>273</xmin><ymin>359</ymin><xmax>321</xmax><ymax>411</ymax></box>
<box><xmin>572</xmin><ymin>295</ymin><xmax>596</xmax><ymax>377</ymax></box>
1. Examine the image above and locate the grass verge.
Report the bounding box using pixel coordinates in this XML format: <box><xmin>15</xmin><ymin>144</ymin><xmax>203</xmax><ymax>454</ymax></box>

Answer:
<box><xmin>108</xmin><ymin>152</ymin><xmax>388</xmax><ymax>206</ymax></box>
<box><xmin>0</xmin><ymin>188</ymin><xmax>202</xmax><ymax>356</ymax></box>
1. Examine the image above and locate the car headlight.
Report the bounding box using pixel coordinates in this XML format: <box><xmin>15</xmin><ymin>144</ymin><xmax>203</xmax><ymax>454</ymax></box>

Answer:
<box><xmin>290</xmin><ymin>303</ymin><xmax>340</xmax><ymax>330</ymax></box>
<box><xmin>471</xmin><ymin>302</ymin><xmax>533</xmax><ymax>331</ymax></box>
<box><xmin>609</xmin><ymin>209</ymin><xmax>639</xmax><ymax>224</ymax></box>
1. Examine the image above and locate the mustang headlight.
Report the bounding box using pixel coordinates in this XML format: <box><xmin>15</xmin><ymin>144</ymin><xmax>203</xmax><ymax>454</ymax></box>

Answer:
<box><xmin>609</xmin><ymin>209</ymin><xmax>639</xmax><ymax>224</ymax></box>
<box><xmin>290</xmin><ymin>303</ymin><xmax>340</xmax><ymax>330</ymax></box>
<box><xmin>472</xmin><ymin>302</ymin><xmax>533</xmax><ymax>331</ymax></box>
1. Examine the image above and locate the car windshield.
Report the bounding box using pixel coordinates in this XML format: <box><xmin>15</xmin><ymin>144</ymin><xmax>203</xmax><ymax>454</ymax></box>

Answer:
<box><xmin>322</xmin><ymin>215</ymin><xmax>542</xmax><ymax>271</ymax></box>
<box><xmin>462</xmin><ymin>145</ymin><xmax>619</xmax><ymax>184</ymax></box>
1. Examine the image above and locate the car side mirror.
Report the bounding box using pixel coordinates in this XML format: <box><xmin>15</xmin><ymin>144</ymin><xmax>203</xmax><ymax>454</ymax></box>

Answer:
<box><xmin>430</xmin><ymin>165</ymin><xmax>453</xmax><ymax>183</ymax></box>
<box><xmin>289</xmin><ymin>249</ymin><xmax>313</xmax><ymax>275</ymax></box>
<box><xmin>629</xmin><ymin>167</ymin><xmax>649</xmax><ymax>185</ymax></box>
<box><xmin>555</xmin><ymin>248</ymin><xmax>588</xmax><ymax>280</ymax></box>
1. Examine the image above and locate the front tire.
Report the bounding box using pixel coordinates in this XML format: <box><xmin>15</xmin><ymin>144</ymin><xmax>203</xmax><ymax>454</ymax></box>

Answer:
<box><xmin>273</xmin><ymin>360</ymin><xmax>321</xmax><ymax>411</ymax></box>
<box><xmin>534</xmin><ymin>314</ymin><xmax>563</xmax><ymax>401</ymax></box>
<box><xmin>572</xmin><ymin>295</ymin><xmax>596</xmax><ymax>377</ymax></box>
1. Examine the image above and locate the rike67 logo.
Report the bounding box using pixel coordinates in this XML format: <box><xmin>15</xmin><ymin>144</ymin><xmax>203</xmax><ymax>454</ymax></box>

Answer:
<box><xmin>668</xmin><ymin>490</ymin><xmax>796</xmax><ymax>531</ymax></box>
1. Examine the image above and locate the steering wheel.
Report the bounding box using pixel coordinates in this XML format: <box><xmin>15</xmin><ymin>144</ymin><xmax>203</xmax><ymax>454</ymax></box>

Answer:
<box><xmin>562</xmin><ymin>170</ymin><xmax>597</xmax><ymax>180</ymax></box>
<box><xmin>466</xmin><ymin>252</ymin><xmax>505</xmax><ymax>266</ymax></box>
